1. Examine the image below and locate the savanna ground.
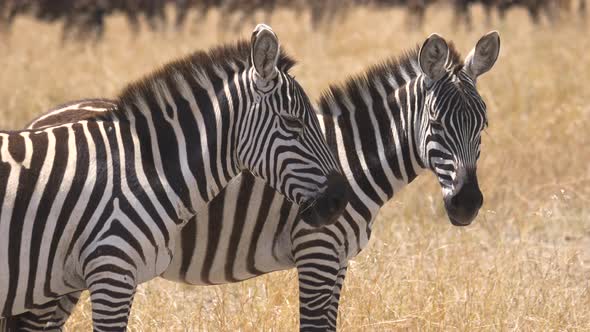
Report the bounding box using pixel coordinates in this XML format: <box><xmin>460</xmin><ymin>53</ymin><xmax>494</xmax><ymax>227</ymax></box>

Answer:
<box><xmin>0</xmin><ymin>4</ymin><xmax>589</xmax><ymax>331</ymax></box>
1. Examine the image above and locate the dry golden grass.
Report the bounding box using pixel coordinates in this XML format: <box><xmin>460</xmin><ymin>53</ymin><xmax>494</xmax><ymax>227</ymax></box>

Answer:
<box><xmin>0</xmin><ymin>5</ymin><xmax>589</xmax><ymax>331</ymax></box>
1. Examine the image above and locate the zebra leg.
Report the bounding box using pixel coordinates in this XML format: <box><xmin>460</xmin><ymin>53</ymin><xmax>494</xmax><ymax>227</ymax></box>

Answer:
<box><xmin>44</xmin><ymin>292</ymin><xmax>82</xmax><ymax>330</ymax></box>
<box><xmin>88</xmin><ymin>280</ymin><xmax>136</xmax><ymax>332</ymax></box>
<box><xmin>528</xmin><ymin>5</ymin><xmax>541</xmax><ymax>23</ymax></box>
<box><xmin>297</xmin><ymin>252</ymin><xmax>347</xmax><ymax>332</ymax></box>
<box><xmin>125</xmin><ymin>11</ymin><xmax>140</xmax><ymax>35</ymax></box>
<box><xmin>0</xmin><ymin>303</ymin><xmax>63</xmax><ymax>331</ymax></box>
<box><xmin>0</xmin><ymin>292</ymin><xmax>79</xmax><ymax>332</ymax></box>
<box><xmin>85</xmin><ymin>255</ymin><xmax>138</xmax><ymax>331</ymax></box>
<box><xmin>175</xmin><ymin>0</ymin><xmax>189</xmax><ymax>29</ymax></box>
<box><xmin>453</xmin><ymin>0</ymin><xmax>471</xmax><ymax>29</ymax></box>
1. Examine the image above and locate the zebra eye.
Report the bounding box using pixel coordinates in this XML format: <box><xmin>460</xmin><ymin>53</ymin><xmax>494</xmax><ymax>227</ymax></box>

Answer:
<box><xmin>282</xmin><ymin>115</ymin><xmax>304</xmax><ymax>130</ymax></box>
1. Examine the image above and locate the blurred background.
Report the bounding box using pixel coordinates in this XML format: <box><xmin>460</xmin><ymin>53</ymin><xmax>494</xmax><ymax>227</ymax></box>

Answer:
<box><xmin>0</xmin><ymin>0</ymin><xmax>589</xmax><ymax>330</ymax></box>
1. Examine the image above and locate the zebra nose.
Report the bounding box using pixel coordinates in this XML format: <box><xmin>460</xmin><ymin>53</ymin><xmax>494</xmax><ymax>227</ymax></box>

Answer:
<box><xmin>450</xmin><ymin>183</ymin><xmax>483</xmax><ymax>210</ymax></box>
<box><xmin>300</xmin><ymin>172</ymin><xmax>349</xmax><ymax>227</ymax></box>
<box><xmin>445</xmin><ymin>181</ymin><xmax>483</xmax><ymax>226</ymax></box>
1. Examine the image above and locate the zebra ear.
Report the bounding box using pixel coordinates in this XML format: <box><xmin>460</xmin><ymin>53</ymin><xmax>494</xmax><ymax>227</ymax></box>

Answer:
<box><xmin>251</xmin><ymin>24</ymin><xmax>280</xmax><ymax>82</ymax></box>
<box><xmin>419</xmin><ymin>33</ymin><xmax>449</xmax><ymax>84</ymax></box>
<box><xmin>464</xmin><ymin>31</ymin><xmax>500</xmax><ymax>80</ymax></box>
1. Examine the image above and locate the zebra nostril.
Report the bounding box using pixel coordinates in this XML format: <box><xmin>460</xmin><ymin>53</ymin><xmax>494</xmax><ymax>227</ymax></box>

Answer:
<box><xmin>450</xmin><ymin>194</ymin><xmax>460</xmax><ymax>208</ymax></box>
<box><xmin>329</xmin><ymin>196</ymin><xmax>343</xmax><ymax>213</ymax></box>
<box><xmin>450</xmin><ymin>183</ymin><xmax>483</xmax><ymax>212</ymax></box>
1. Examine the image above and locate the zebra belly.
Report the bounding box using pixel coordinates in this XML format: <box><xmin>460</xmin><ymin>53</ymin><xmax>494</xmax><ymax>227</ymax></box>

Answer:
<box><xmin>161</xmin><ymin>173</ymin><xmax>298</xmax><ymax>285</ymax></box>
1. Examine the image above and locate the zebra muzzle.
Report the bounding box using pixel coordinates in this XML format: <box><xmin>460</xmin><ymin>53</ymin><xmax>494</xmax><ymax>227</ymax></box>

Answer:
<box><xmin>299</xmin><ymin>171</ymin><xmax>350</xmax><ymax>227</ymax></box>
<box><xmin>443</xmin><ymin>178</ymin><xmax>483</xmax><ymax>226</ymax></box>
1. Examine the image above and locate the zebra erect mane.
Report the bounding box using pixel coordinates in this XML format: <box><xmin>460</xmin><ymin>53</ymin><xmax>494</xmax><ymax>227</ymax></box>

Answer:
<box><xmin>317</xmin><ymin>42</ymin><xmax>462</xmax><ymax>117</ymax></box>
<box><xmin>110</xmin><ymin>40</ymin><xmax>296</xmax><ymax>119</ymax></box>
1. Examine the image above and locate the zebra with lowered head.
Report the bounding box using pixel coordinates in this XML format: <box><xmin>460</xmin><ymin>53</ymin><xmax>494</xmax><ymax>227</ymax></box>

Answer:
<box><xmin>0</xmin><ymin>24</ymin><xmax>350</xmax><ymax>331</ymax></box>
<box><xmin>12</xmin><ymin>31</ymin><xmax>499</xmax><ymax>331</ymax></box>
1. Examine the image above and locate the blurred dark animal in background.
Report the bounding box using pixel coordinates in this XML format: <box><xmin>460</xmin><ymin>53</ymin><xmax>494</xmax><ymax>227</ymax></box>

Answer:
<box><xmin>0</xmin><ymin>0</ymin><xmax>586</xmax><ymax>42</ymax></box>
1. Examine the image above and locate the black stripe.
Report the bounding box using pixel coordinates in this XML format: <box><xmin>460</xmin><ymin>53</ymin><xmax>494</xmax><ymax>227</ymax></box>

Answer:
<box><xmin>99</xmin><ymin>220</ymin><xmax>146</xmax><ymax>264</ymax></box>
<box><xmin>332</xmin><ymin>89</ymin><xmax>382</xmax><ymax>207</ymax></box>
<box><xmin>201</xmin><ymin>190</ymin><xmax>225</xmax><ymax>284</ymax></box>
<box><xmin>247</xmin><ymin>180</ymin><xmax>276</xmax><ymax>275</ymax></box>
<box><xmin>7</xmin><ymin>134</ymin><xmax>25</xmax><ymax>164</ymax></box>
<box><xmin>225</xmin><ymin>172</ymin><xmax>255</xmax><ymax>282</ymax></box>
<box><xmin>4</xmin><ymin>132</ymin><xmax>46</xmax><ymax>315</ymax></box>
<box><xmin>119</xmin><ymin>116</ymin><xmax>170</xmax><ymax>245</ymax></box>
<box><xmin>142</xmin><ymin>92</ymin><xmax>192</xmax><ymax>214</ymax></box>
<box><xmin>21</xmin><ymin>131</ymin><xmax>49</xmax><ymax>310</ymax></box>
<box><xmin>64</xmin><ymin>121</ymin><xmax>108</xmax><ymax>262</ymax></box>
<box><xmin>43</xmin><ymin>125</ymin><xmax>88</xmax><ymax>302</ymax></box>
<box><xmin>131</xmin><ymin>106</ymin><xmax>184</xmax><ymax>221</ymax></box>
<box><xmin>179</xmin><ymin>215</ymin><xmax>198</xmax><ymax>282</ymax></box>
<box><xmin>271</xmin><ymin>197</ymin><xmax>293</xmax><ymax>262</ymax></box>
<box><xmin>183</xmin><ymin>72</ymin><xmax>222</xmax><ymax>195</ymax></box>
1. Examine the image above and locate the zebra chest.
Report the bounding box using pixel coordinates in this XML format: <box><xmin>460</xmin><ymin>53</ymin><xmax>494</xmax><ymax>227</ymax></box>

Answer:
<box><xmin>162</xmin><ymin>192</ymin><xmax>298</xmax><ymax>285</ymax></box>
<box><xmin>73</xmin><ymin>196</ymin><xmax>182</xmax><ymax>285</ymax></box>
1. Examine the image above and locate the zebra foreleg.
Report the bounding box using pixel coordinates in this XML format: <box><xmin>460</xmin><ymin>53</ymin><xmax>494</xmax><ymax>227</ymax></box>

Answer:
<box><xmin>296</xmin><ymin>256</ymin><xmax>346</xmax><ymax>332</ymax></box>
<box><xmin>88</xmin><ymin>280</ymin><xmax>136</xmax><ymax>332</ymax></box>
<box><xmin>84</xmin><ymin>257</ymin><xmax>138</xmax><ymax>331</ymax></box>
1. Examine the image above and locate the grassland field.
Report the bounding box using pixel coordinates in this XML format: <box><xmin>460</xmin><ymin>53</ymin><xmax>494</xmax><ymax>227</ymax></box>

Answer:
<box><xmin>0</xmin><ymin>4</ymin><xmax>589</xmax><ymax>331</ymax></box>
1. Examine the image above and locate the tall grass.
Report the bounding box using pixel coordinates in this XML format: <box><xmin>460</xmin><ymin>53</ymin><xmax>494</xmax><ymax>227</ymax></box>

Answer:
<box><xmin>0</xmin><ymin>5</ymin><xmax>588</xmax><ymax>331</ymax></box>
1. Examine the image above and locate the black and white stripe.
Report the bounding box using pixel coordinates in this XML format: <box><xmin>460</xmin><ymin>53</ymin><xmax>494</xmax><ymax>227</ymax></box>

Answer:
<box><xmin>0</xmin><ymin>24</ymin><xmax>349</xmax><ymax>331</ymax></box>
<box><xmin>8</xmin><ymin>31</ymin><xmax>500</xmax><ymax>331</ymax></box>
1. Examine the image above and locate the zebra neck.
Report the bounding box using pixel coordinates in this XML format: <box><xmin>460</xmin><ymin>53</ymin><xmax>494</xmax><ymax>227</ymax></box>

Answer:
<box><xmin>318</xmin><ymin>76</ymin><xmax>427</xmax><ymax>225</ymax></box>
<box><xmin>116</xmin><ymin>76</ymin><xmax>242</xmax><ymax>218</ymax></box>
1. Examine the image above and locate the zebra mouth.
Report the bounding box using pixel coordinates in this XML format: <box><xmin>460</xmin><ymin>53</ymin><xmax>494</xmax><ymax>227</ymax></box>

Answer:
<box><xmin>299</xmin><ymin>200</ymin><xmax>343</xmax><ymax>227</ymax></box>
<box><xmin>448</xmin><ymin>215</ymin><xmax>475</xmax><ymax>226</ymax></box>
<box><xmin>444</xmin><ymin>201</ymin><xmax>481</xmax><ymax>226</ymax></box>
<box><xmin>299</xmin><ymin>172</ymin><xmax>350</xmax><ymax>227</ymax></box>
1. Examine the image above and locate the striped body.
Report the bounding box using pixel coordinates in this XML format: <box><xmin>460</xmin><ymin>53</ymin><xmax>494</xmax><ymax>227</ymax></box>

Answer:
<box><xmin>0</xmin><ymin>25</ymin><xmax>349</xmax><ymax>331</ymax></box>
<box><xmin>0</xmin><ymin>116</ymin><xmax>191</xmax><ymax>312</ymax></box>
<box><xmin>11</xmin><ymin>32</ymin><xmax>500</xmax><ymax>331</ymax></box>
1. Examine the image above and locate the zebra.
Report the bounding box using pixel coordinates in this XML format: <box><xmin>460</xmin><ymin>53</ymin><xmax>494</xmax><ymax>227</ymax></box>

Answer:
<box><xmin>0</xmin><ymin>24</ymin><xmax>350</xmax><ymax>331</ymax></box>
<box><xmin>10</xmin><ymin>31</ymin><xmax>500</xmax><ymax>331</ymax></box>
<box><xmin>453</xmin><ymin>0</ymin><xmax>560</xmax><ymax>26</ymax></box>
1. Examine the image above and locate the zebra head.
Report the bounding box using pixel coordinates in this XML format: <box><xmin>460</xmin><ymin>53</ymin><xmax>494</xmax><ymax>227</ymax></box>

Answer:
<box><xmin>238</xmin><ymin>24</ymin><xmax>349</xmax><ymax>226</ymax></box>
<box><xmin>417</xmin><ymin>31</ymin><xmax>500</xmax><ymax>226</ymax></box>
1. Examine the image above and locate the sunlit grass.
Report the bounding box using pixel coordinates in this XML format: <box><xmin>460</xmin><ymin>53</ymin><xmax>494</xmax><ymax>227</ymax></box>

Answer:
<box><xmin>0</xmin><ymin>5</ymin><xmax>588</xmax><ymax>331</ymax></box>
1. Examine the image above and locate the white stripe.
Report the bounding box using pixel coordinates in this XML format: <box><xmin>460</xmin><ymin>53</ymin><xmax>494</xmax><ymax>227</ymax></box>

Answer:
<box><xmin>0</xmin><ymin>134</ymin><xmax>21</xmax><ymax>313</ymax></box>
<box><xmin>192</xmin><ymin>65</ymin><xmax>224</xmax><ymax>197</ymax></box>
<box><xmin>407</xmin><ymin>80</ymin><xmax>425</xmax><ymax>173</ymax></box>
<box><xmin>373</xmin><ymin>80</ymin><xmax>409</xmax><ymax>191</ymax></box>
<box><xmin>153</xmin><ymin>79</ymin><xmax>200</xmax><ymax>214</ymax></box>
<box><xmin>231</xmin><ymin>179</ymin><xmax>266</xmax><ymax>281</ymax></box>
<box><xmin>214</xmin><ymin>63</ymin><xmax>238</xmax><ymax>185</ymax></box>
<box><xmin>392</xmin><ymin>89</ymin><xmax>410</xmax><ymax>183</ymax></box>
<box><xmin>113</xmin><ymin>116</ymin><xmax>172</xmax><ymax>282</ymax></box>
<box><xmin>355</xmin><ymin>81</ymin><xmax>389</xmax><ymax>201</ymax></box>
<box><xmin>17</xmin><ymin>131</ymin><xmax>52</xmax><ymax>308</ymax></box>
<box><xmin>174</xmin><ymin>73</ymin><xmax>214</xmax><ymax>206</ymax></box>
<box><xmin>78</xmin><ymin>122</ymin><xmax>115</xmax><ymax>273</ymax></box>
<box><xmin>135</xmin><ymin>95</ymin><xmax>193</xmax><ymax>216</ymax></box>
<box><xmin>39</xmin><ymin>126</ymin><xmax>76</xmax><ymax>304</ymax></box>
<box><xmin>43</xmin><ymin>122</ymin><xmax>96</xmax><ymax>298</ymax></box>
